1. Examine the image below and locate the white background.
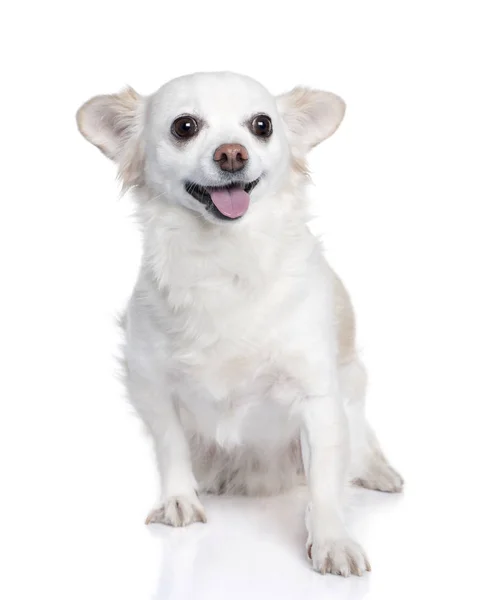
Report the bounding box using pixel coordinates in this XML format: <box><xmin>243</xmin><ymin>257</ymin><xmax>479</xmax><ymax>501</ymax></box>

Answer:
<box><xmin>1</xmin><ymin>1</ymin><xmax>496</xmax><ymax>598</ymax></box>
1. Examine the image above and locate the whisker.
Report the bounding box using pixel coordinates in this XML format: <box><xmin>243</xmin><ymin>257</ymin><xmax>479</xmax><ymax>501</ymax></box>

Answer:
<box><xmin>148</xmin><ymin>190</ymin><xmax>168</xmax><ymax>203</ymax></box>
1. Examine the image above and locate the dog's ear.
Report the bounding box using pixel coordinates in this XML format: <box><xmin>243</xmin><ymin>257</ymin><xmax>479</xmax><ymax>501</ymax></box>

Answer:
<box><xmin>276</xmin><ymin>87</ymin><xmax>346</xmax><ymax>152</ymax></box>
<box><xmin>76</xmin><ymin>87</ymin><xmax>145</xmax><ymax>189</ymax></box>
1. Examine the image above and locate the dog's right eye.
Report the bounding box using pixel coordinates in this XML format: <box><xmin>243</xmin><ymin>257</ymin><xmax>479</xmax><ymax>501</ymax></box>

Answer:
<box><xmin>172</xmin><ymin>115</ymin><xmax>198</xmax><ymax>139</ymax></box>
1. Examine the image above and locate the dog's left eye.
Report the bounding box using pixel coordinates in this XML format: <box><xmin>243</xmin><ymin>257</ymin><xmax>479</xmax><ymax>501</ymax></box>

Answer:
<box><xmin>250</xmin><ymin>114</ymin><xmax>272</xmax><ymax>138</ymax></box>
<box><xmin>172</xmin><ymin>115</ymin><xmax>198</xmax><ymax>139</ymax></box>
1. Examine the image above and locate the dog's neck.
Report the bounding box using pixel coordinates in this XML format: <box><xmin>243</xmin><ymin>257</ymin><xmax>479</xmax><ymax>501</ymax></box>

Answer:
<box><xmin>136</xmin><ymin>183</ymin><xmax>317</xmax><ymax>305</ymax></box>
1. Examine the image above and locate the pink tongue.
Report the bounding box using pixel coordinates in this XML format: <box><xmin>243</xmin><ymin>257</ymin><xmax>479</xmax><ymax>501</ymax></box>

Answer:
<box><xmin>210</xmin><ymin>187</ymin><xmax>250</xmax><ymax>218</ymax></box>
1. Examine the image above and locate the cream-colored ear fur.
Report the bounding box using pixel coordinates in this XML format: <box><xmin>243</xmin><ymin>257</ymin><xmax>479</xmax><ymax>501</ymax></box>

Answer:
<box><xmin>76</xmin><ymin>87</ymin><xmax>145</xmax><ymax>189</ymax></box>
<box><xmin>276</xmin><ymin>87</ymin><xmax>346</xmax><ymax>151</ymax></box>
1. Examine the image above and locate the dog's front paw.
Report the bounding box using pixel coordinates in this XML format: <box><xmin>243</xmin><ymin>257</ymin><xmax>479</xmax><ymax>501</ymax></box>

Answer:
<box><xmin>145</xmin><ymin>494</ymin><xmax>207</xmax><ymax>527</ymax></box>
<box><xmin>307</xmin><ymin>536</ymin><xmax>371</xmax><ymax>576</ymax></box>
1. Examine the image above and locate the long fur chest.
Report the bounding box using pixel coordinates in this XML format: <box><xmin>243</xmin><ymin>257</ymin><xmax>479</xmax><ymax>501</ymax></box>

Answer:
<box><xmin>158</xmin><ymin>269</ymin><xmax>307</xmax><ymax>399</ymax></box>
<box><xmin>138</xmin><ymin>203</ymin><xmax>320</xmax><ymax>394</ymax></box>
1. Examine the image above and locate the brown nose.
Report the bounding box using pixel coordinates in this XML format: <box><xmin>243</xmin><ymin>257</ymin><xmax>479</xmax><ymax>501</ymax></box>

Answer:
<box><xmin>213</xmin><ymin>143</ymin><xmax>249</xmax><ymax>172</ymax></box>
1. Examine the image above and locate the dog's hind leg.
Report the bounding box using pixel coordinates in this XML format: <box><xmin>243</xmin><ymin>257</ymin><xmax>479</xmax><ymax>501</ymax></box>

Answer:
<box><xmin>340</xmin><ymin>358</ymin><xmax>404</xmax><ymax>493</ymax></box>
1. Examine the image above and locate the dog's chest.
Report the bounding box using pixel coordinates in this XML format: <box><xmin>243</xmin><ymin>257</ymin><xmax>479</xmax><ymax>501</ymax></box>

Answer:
<box><xmin>164</xmin><ymin>257</ymin><xmax>289</xmax><ymax>354</ymax></box>
<box><xmin>166</xmin><ymin>280</ymin><xmax>308</xmax><ymax>446</ymax></box>
<box><xmin>171</xmin><ymin>312</ymin><xmax>284</xmax><ymax>398</ymax></box>
<box><xmin>148</xmin><ymin>223</ymin><xmax>325</xmax><ymax>445</ymax></box>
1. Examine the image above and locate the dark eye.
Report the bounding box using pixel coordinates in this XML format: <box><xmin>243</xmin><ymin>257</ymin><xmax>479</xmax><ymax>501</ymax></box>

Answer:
<box><xmin>172</xmin><ymin>115</ymin><xmax>198</xmax><ymax>139</ymax></box>
<box><xmin>251</xmin><ymin>114</ymin><xmax>272</xmax><ymax>138</ymax></box>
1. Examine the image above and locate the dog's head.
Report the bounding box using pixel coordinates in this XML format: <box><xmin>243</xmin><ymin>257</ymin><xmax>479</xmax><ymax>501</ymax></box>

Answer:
<box><xmin>77</xmin><ymin>72</ymin><xmax>345</xmax><ymax>223</ymax></box>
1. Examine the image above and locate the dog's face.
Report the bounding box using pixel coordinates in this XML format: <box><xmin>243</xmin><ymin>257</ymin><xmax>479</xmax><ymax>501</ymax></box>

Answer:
<box><xmin>144</xmin><ymin>73</ymin><xmax>291</xmax><ymax>222</ymax></box>
<box><xmin>77</xmin><ymin>72</ymin><xmax>345</xmax><ymax>223</ymax></box>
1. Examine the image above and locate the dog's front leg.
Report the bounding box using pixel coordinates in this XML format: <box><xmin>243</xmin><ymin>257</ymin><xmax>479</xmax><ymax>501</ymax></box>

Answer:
<box><xmin>144</xmin><ymin>399</ymin><xmax>206</xmax><ymax>527</ymax></box>
<box><xmin>300</xmin><ymin>384</ymin><xmax>370</xmax><ymax>576</ymax></box>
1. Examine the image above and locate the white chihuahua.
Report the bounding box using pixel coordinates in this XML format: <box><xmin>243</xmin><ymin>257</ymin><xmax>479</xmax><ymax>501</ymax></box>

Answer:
<box><xmin>77</xmin><ymin>71</ymin><xmax>403</xmax><ymax>576</ymax></box>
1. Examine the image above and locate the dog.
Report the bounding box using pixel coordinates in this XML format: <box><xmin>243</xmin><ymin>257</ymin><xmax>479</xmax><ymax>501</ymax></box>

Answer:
<box><xmin>77</xmin><ymin>71</ymin><xmax>403</xmax><ymax>576</ymax></box>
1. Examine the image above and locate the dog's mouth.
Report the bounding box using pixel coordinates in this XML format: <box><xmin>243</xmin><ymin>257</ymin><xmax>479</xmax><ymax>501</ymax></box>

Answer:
<box><xmin>184</xmin><ymin>179</ymin><xmax>259</xmax><ymax>220</ymax></box>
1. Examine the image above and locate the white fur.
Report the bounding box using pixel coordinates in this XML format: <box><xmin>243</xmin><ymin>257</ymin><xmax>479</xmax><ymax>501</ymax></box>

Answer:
<box><xmin>77</xmin><ymin>71</ymin><xmax>403</xmax><ymax>576</ymax></box>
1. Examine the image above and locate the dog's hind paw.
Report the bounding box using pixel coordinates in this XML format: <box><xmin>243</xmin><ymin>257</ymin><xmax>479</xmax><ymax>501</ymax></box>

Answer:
<box><xmin>145</xmin><ymin>494</ymin><xmax>207</xmax><ymax>527</ymax></box>
<box><xmin>352</xmin><ymin>460</ymin><xmax>404</xmax><ymax>493</ymax></box>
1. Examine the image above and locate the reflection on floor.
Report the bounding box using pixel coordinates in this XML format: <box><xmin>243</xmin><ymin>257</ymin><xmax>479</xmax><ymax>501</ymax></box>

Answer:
<box><xmin>150</xmin><ymin>485</ymin><xmax>404</xmax><ymax>600</ymax></box>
